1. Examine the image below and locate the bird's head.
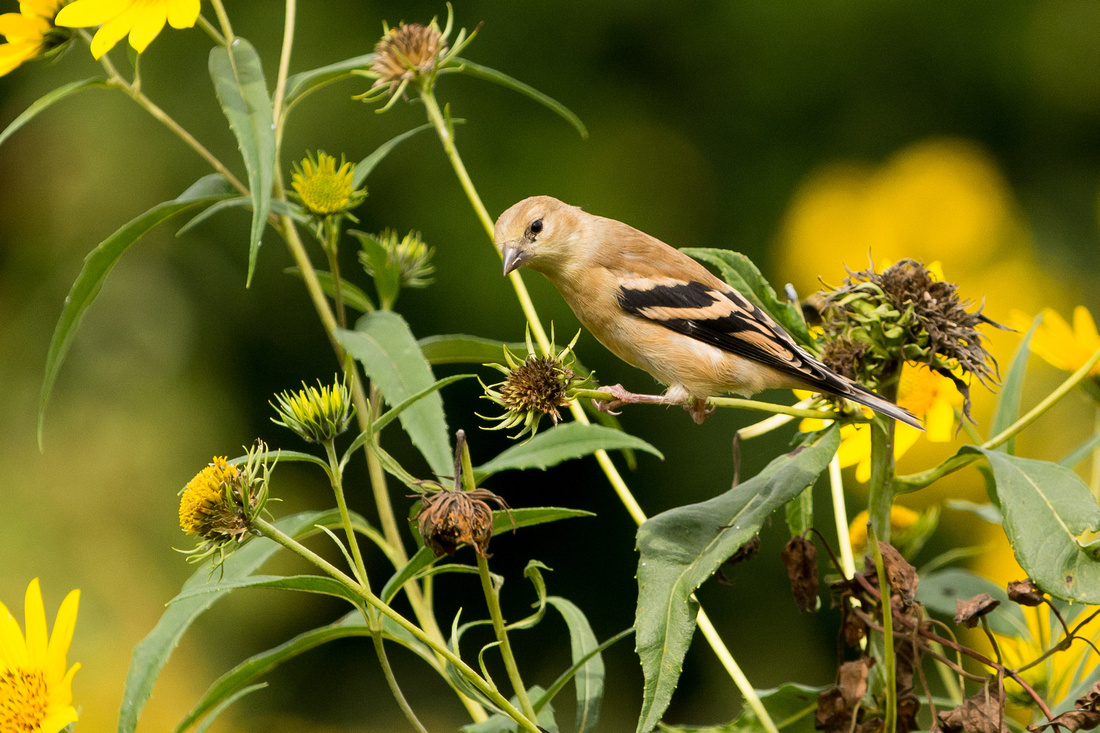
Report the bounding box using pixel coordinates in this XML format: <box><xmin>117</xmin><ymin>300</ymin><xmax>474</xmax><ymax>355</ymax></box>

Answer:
<box><xmin>494</xmin><ymin>196</ymin><xmax>585</xmax><ymax>278</ymax></box>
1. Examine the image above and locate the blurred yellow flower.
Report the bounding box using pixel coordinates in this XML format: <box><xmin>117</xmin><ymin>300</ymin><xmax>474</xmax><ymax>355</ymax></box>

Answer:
<box><xmin>54</xmin><ymin>0</ymin><xmax>199</xmax><ymax>59</ymax></box>
<box><xmin>0</xmin><ymin>578</ymin><xmax>80</xmax><ymax>733</ymax></box>
<box><xmin>1011</xmin><ymin>306</ymin><xmax>1100</xmax><ymax>378</ymax></box>
<box><xmin>847</xmin><ymin>505</ymin><xmax>919</xmax><ymax>555</ymax></box>
<box><xmin>997</xmin><ymin>604</ymin><xmax>1100</xmax><ymax>708</ymax></box>
<box><xmin>0</xmin><ymin>0</ymin><xmax>65</xmax><ymax>76</ymax></box>
<box><xmin>801</xmin><ymin>362</ymin><xmax>962</xmax><ymax>483</ymax></box>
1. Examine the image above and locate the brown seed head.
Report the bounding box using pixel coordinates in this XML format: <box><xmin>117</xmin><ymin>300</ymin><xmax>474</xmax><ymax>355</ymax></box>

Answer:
<box><xmin>416</xmin><ymin>488</ymin><xmax>511</xmax><ymax>558</ymax></box>
<box><xmin>371</xmin><ymin>23</ymin><xmax>446</xmax><ymax>92</ymax></box>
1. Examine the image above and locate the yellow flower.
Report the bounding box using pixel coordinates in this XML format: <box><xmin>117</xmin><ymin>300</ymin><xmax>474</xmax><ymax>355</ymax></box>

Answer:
<box><xmin>1012</xmin><ymin>306</ymin><xmax>1100</xmax><ymax>378</ymax></box>
<box><xmin>290</xmin><ymin>152</ymin><xmax>361</xmax><ymax>218</ymax></box>
<box><xmin>847</xmin><ymin>506</ymin><xmax>920</xmax><ymax>556</ymax></box>
<box><xmin>0</xmin><ymin>578</ymin><xmax>80</xmax><ymax>733</ymax></box>
<box><xmin>0</xmin><ymin>0</ymin><xmax>66</xmax><ymax>76</ymax></box>
<box><xmin>801</xmin><ymin>362</ymin><xmax>962</xmax><ymax>483</ymax></box>
<box><xmin>54</xmin><ymin>0</ymin><xmax>199</xmax><ymax>59</ymax></box>
<box><xmin>996</xmin><ymin>604</ymin><xmax>1100</xmax><ymax>708</ymax></box>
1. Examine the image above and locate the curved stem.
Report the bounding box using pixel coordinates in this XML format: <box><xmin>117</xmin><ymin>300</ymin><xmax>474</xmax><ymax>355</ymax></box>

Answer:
<box><xmin>254</xmin><ymin>517</ymin><xmax>538</xmax><ymax>732</ymax></box>
<box><xmin>324</xmin><ymin>440</ymin><xmax>369</xmax><ymax>586</ymax></box>
<box><xmin>372</xmin><ymin>632</ymin><xmax>430</xmax><ymax>733</ymax></box>
<box><xmin>418</xmin><ymin>84</ymin><xmax>778</xmax><ymax>731</ymax></box>
<box><xmin>208</xmin><ymin>0</ymin><xmax>235</xmax><ymax>45</ymax></box>
<box><xmin>477</xmin><ymin>555</ymin><xmax>537</xmax><ymax>722</ymax></box>
<box><xmin>272</xmin><ymin>0</ymin><xmax>297</xmax><ymax>145</ymax></box>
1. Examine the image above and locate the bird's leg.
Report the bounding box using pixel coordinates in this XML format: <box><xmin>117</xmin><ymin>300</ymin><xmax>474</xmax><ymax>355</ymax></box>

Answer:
<box><xmin>593</xmin><ymin>384</ymin><xmax>714</xmax><ymax>423</ymax></box>
<box><xmin>686</xmin><ymin>398</ymin><xmax>714</xmax><ymax>425</ymax></box>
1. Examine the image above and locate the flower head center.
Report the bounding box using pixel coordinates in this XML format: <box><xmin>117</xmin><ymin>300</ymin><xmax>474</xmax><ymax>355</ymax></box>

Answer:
<box><xmin>500</xmin><ymin>356</ymin><xmax>572</xmax><ymax>416</ymax></box>
<box><xmin>897</xmin><ymin>365</ymin><xmax>948</xmax><ymax>418</ymax></box>
<box><xmin>291</xmin><ymin>154</ymin><xmax>355</xmax><ymax>216</ymax></box>
<box><xmin>179</xmin><ymin>457</ymin><xmax>240</xmax><ymax>537</ymax></box>
<box><xmin>0</xmin><ymin>667</ymin><xmax>49</xmax><ymax>732</ymax></box>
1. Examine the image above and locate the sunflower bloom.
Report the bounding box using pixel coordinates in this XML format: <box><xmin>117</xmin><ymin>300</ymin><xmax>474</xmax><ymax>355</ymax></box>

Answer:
<box><xmin>55</xmin><ymin>0</ymin><xmax>199</xmax><ymax>59</ymax></box>
<box><xmin>801</xmin><ymin>362</ymin><xmax>963</xmax><ymax>483</ymax></box>
<box><xmin>1012</xmin><ymin>306</ymin><xmax>1100</xmax><ymax>379</ymax></box>
<box><xmin>995</xmin><ymin>603</ymin><xmax>1100</xmax><ymax>709</ymax></box>
<box><xmin>0</xmin><ymin>578</ymin><xmax>80</xmax><ymax>733</ymax></box>
<box><xmin>0</xmin><ymin>0</ymin><xmax>67</xmax><ymax>76</ymax></box>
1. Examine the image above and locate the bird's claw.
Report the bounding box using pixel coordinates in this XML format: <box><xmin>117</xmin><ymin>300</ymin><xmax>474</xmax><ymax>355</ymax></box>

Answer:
<box><xmin>686</xmin><ymin>399</ymin><xmax>714</xmax><ymax>425</ymax></box>
<box><xmin>593</xmin><ymin>399</ymin><xmax>623</xmax><ymax>416</ymax></box>
<box><xmin>593</xmin><ymin>384</ymin><xmax>633</xmax><ymax>416</ymax></box>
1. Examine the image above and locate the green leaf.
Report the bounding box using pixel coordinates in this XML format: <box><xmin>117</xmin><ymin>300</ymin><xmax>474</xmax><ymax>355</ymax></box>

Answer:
<box><xmin>382</xmin><ymin>546</ymin><xmax>437</xmax><ymax>603</ymax></box>
<box><xmin>118</xmin><ymin>510</ymin><xmax>334</xmax><ymax>733</ymax></box>
<box><xmin>39</xmin><ymin>175</ymin><xmax>234</xmax><ymax>448</ymax></box>
<box><xmin>680</xmin><ymin>248</ymin><xmax>813</xmax><ymax>347</ymax></box>
<box><xmin>168</xmin><ymin>574</ymin><xmax>360</xmax><ymax>605</ymax></box>
<box><xmin>283</xmin><ymin>267</ymin><xmax>375</xmax><ymax>312</ymax></box>
<box><xmin>785</xmin><ymin>486</ymin><xmax>813</xmax><ymax>537</ymax></box>
<box><xmin>966</xmin><ymin>447</ymin><xmax>1100</xmax><ymax>603</ymax></box>
<box><xmin>990</xmin><ymin>314</ymin><xmax>1040</xmax><ymax>454</ymax></box>
<box><xmin>176</xmin><ymin>611</ymin><xmax>433</xmax><ymax>732</ymax></box>
<box><xmin>352</xmin><ymin>122</ymin><xmax>434</xmax><ymax>188</ymax></box>
<box><xmin>634</xmin><ymin>427</ymin><xmax>839</xmax><ymax>733</ymax></box>
<box><xmin>338</xmin><ymin>311</ymin><xmax>453</xmax><ymax>475</ymax></box>
<box><xmin>656</xmin><ymin>684</ymin><xmax>825</xmax><ymax>733</ymax></box>
<box><xmin>462</xmin><ymin>686</ymin><xmax>559</xmax><ymax>733</ymax></box>
<box><xmin>916</xmin><ymin>568</ymin><xmax>1028</xmax><ymax>637</ymax></box>
<box><xmin>474</xmin><ymin>423</ymin><xmax>662</xmax><ymax>481</ymax></box>
<box><xmin>283</xmin><ymin>53</ymin><xmax>375</xmax><ymax>110</ymax></box>
<box><xmin>1060</xmin><ymin>431</ymin><xmax>1100</xmax><ymax>470</ymax></box>
<box><xmin>507</xmin><ymin>560</ymin><xmax>551</xmax><ymax>632</ymax></box>
<box><xmin>0</xmin><ymin>78</ymin><xmax>108</xmax><ymax>149</ymax></box>
<box><xmin>944</xmin><ymin>499</ymin><xmax>1003</xmax><ymax>524</ymax></box>
<box><xmin>544</xmin><ymin>597</ymin><xmax>605</xmax><ymax>733</ymax></box>
<box><xmin>418</xmin><ymin>334</ymin><xmax>529</xmax><ymax>365</ymax></box>
<box><xmin>226</xmin><ymin>449</ymin><xmax>328</xmax><ymax>471</ymax></box>
<box><xmin>350</xmin><ymin>230</ymin><xmax>401</xmax><ymax>308</ymax></box>
<box><xmin>192</xmin><ymin>683</ymin><xmax>267</xmax><ymax>733</ymax></box>
<box><xmin>491</xmin><ymin>507</ymin><xmax>595</xmax><ymax>535</ymax></box>
<box><xmin>454</xmin><ymin>58</ymin><xmax>587</xmax><ymax>139</ymax></box>
<box><xmin>209</xmin><ymin>39</ymin><xmax>276</xmax><ymax>287</ymax></box>
<box><xmin>176</xmin><ymin>197</ymin><xmax>303</xmax><ymax>238</ymax></box>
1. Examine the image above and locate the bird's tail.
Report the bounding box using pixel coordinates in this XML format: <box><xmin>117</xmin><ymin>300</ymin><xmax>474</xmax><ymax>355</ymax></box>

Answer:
<box><xmin>835</xmin><ymin>380</ymin><xmax>923</xmax><ymax>430</ymax></box>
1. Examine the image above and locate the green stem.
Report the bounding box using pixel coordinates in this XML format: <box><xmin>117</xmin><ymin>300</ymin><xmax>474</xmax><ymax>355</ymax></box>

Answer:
<box><xmin>324</xmin><ymin>222</ymin><xmax>348</xmax><ymax>329</ymax></box>
<box><xmin>867</xmin><ymin>379</ymin><xmax>899</xmax><ymax>540</ymax></box>
<box><xmin>695</xmin><ymin>609</ymin><xmax>780</xmax><ymax>733</ymax></box>
<box><xmin>477</xmin><ymin>555</ymin><xmax>537</xmax><ymax>722</ymax></box>
<box><xmin>271</xmin><ymin>0</ymin><xmax>297</xmax><ymax>153</ymax></box>
<box><xmin>868</xmin><ymin>525</ymin><xmax>897</xmax><ymax>733</ymax></box>
<box><xmin>253</xmin><ymin>517</ymin><xmax>538</xmax><ymax>732</ymax></box>
<box><xmin>419</xmin><ymin>84</ymin><xmax>777</xmax><ymax>731</ymax></box>
<box><xmin>371</xmin><ymin>632</ymin><xmax>430</xmax><ymax>733</ymax></box>
<box><xmin>896</xmin><ymin>345</ymin><xmax>1100</xmax><ymax>493</ymax></box>
<box><xmin>828</xmin><ymin>455</ymin><xmax>856</xmax><ymax>577</ymax></box>
<box><xmin>196</xmin><ymin>14</ymin><xmax>225</xmax><ymax>45</ymax></box>
<box><xmin>207</xmin><ymin>0</ymin><xmax>235</xmax><ymax>45</ymax></box>
<box><xmin>324</xmin><ymin>440</ymin><xmax>369</xmax><ymax>586</ymax></box>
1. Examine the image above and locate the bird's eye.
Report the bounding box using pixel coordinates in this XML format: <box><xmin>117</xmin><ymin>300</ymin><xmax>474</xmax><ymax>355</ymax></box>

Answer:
<box><xmin>529</xmin><ymin>219</ymin><xmax>543</xmax><ymax>236</ymax></box>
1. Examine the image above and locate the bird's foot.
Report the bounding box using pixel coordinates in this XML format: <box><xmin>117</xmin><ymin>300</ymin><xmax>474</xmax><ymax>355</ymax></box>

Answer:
<box><xmin>593</xmin><ymin>384</ymin><xmax>676</xmax><ymax>416</ymax></box>
<box><xmin>686</xmin><ymin>398</ymin><xmax>714</xmax><ymax>425</ymax></box>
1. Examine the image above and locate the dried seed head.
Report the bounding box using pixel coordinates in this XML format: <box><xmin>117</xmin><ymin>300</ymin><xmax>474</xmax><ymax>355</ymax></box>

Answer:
<box><xmin>271</xmin><ymin>376</ymin><xmax>355</xmax><ymax>443</ymax></box>
<box><xmin>415</xmin><ymin>487</ymin><xmax>510</xmax><ymax>558</ymax></box>
<box><xmin>954</xmin><ymin>592</ymin><xmax>1000</xmax><ymax>628</ymax></box>
<box><xmin>1006</xmin><ymin>579</ymin><xmax>1045</xmax><ymax>607</ymax></box>
<box><xmin>371</xmin><ymin>23</ymin><xmax>446</xmax><ymax>94</ymax></box>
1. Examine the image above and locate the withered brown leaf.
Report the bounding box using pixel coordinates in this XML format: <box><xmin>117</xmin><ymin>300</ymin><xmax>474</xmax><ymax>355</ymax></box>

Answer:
<box><xmin>954</xmin><ymin>593</ymin><xmax>1000</xmax><ymax>629</ymax></box>
<box><xmin>781</xmin><ymin>535</ymin><xmax>819</xmax><ymax>612</ymax></box>
<box><xmin>938</xmin><ymin>680</ymin><xmax>1007</xmax><ymax>733</ymax></box>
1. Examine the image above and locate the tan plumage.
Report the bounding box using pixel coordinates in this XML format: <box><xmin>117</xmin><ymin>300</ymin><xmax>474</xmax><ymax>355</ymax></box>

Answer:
<box><xmin>493</xmin><ymin>195</ymin><xmax>921</xmax><ymax>428</ymax></box>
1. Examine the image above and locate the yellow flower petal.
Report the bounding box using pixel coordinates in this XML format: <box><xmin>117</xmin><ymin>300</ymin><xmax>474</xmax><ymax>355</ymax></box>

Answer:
<box><xmin>924</xmin><ymin>395</ymin><xmax>957</xmax><ymax>442</ymax></box>
<box><xmin>166</xmin><ymin>0</ymin><xmax>199</xmax><ymax>29</ymax></box>
<box><xmin>47</xmin><ymin>661</ymin><xmax>80</xmax><ymax>709</ymax></box>
<box><xmin>1074</xmin><ymin>305</ymin><xmax>1100</xmax><ymax>348</ymax></box>
<box><xmin>126</xmin><ymin>0</ymin><xmax>166</xmax><ymax>52</ymax></box>
<box><xmin>88</xmin><ymin>3</ymin><xmax>136</xmax><ymax>58</ymax></box>
<box><xmin>0</xmin><ymin>598</ymin><xmax>28</xmax><ymax>667</ymax></box>
<box><xmin>54</xmin><ymin>0</ymin><xmax>130</xmax><ymax>27</ymax></box>
<box><xmin>45</xmin><ymin>589</ymin><xmax>79</xmax><ymax>683</ymax></box>
<box><xmin>40</xmin><ymin>703</ymin><xmax>79</xmax><ymax>733</ymax></box>
<box><xmin>24</xmin><ymin>577</ymin><xmax>48</xmax><ymax>664</ymax></box>
<box><xmin>1029</xmin><ymin>308</ymin><xmax>1079</xmax><ymax>372</ymax></box>
<box><xmin>0</xmin><ymin>12</ymin><xmax>47</xmax><ymax>40</ymax></box>
<box><xmin>19</xmin><ymin>0</ymin><xmax>60</xmax><ymax>19</ymax></box>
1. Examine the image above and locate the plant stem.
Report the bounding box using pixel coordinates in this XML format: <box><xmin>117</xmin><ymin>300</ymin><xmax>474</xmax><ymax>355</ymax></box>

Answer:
<box><xmin>254</xmin><ymin>517</ymin><xmax>538</xmax><ymax>732</ymax></box>
<box><xmin>478</xmin><ymin>555</ymin><xmax>538</xmax><ymax>722</ymax></box>
<box><xmin>196</xmin><ymin>14</ymin><xmax>225</xmax><ymax>45</ymax></box>
<box><xmin>372</xmin><ymin>632</ymin><xmax>430</xmax><ymax>733</ymax></box>
<box><xmin>867</xmin><ymin>378</ymin><xmax>899</xmax><ymax>540</ymax></box>
<box><xmin>272</xmin><ymin>0</ymin><xmax>297</xmax><ymax>150</ymax></box>
<box><xmin>896</xmin><ymin>345</ymin><xmax>1100</xmax><ymax>493</ymax></box>
<box><xmin>868</xmin><ymin>526</ymin><xmax>897</xmax><ymax>733</ymax></box>
<box><xmin>828</xmin><ymin>455</ymin><xmax>856</xmax><ymax>577</ymax></box>
<box><xmin>324</xmin><ymin>440</ymin><xmax>369</xmax><ymax>586</ymax></box>
<box><xmin>571</xmin><ymin>390</ymin><xmax>858</xmax><ymax>422</ymax></box>
<box><xmin>419</xmin><ymin>84</ymin><xmax>778</xmax><ymax>731</ymax></box>
<box><xmin>207</xmin><ymin>0</ymin><xmax>235</xmax><ymax>45</ymax></box>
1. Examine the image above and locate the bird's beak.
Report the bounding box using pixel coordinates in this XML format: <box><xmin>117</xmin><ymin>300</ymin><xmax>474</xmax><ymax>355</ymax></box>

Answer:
<box><xmin>501</xmin><ymin>243</ymin><xmax>531</xmax><ymax>276</ymax></box>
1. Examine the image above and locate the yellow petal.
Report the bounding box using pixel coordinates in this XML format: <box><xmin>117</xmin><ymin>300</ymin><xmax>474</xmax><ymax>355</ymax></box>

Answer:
<box><xmin>924</xmin><ymin>396</ymin><xmax>957</xmax><ymax>443</ymax></box>
<box><xmin>855</xmin><ymin>454</ymin><xmax>872</xmax><ymax>484</ymax></box>
<box><xmin>0</xmin><ymin>12</ymin><xmax>46</xmax><ymax>41</ymax></box>
<box><xmin>892</xmin><ymin>424</ymin><xmax>922</xmax><ymax>460</ymax></box>
<box><xmin>926</xmin><ymin>260</ymin><xmax>945</xmax><ymax>280</ymax></box>
<box><xmin>0</xmin><ymin>39</ymin><xmax>41</xmax><ymax>75</ymax></box>
<box><xmin>46</xmin><ymin>589</ymin><xmax>78</xmax><ymax>683</ymax></box>
<box><xmin>166</xmin><ymin>0</ymin><xmax>199</xmax><ymax>28</ymax></box>
<box><xmin>88</xmin><ymin>4</ymin><xmax>136</xmax><ymax>58</ymax></box>
<box><xmin>126</xmin><ymin>0</ymin><xmax>165</xmax><ymax>52</ymax></box>
<box><xmin>19</xmin><ymin>0</ymin><xmax>59</xmax><ymax>19</ymax></box>
<box><xmin>54</xmin><ymin>0</ymin><xmax>131</xmax><ymax>27</ymax></box>
<box><xmin>40</xmin><ymin>702</ymin><xmax>79</xmax><ymax>733</ymax></box>
<box><xmin>836</xmin><ymin>425</ymin><xmax>870</xmax><ymax>469</ymax></box>
<box><xmin>1030</xmin><ymin>308</ymin><xmax>1078</xmax><ymax>372</ymax></box>
<box><xmin>0</xmin><ymin>598</ymin><xmax>28</xmax><ymax>667</ymax></box>
<box><xmin>47</xmin><ymin>662</ymin><xmax>80</xmax><ymax>709</ymax></box>
<box><xmin>24</xmin><ymin>578</ymin><xmax>48</xmax><ymax>664</ymax></box>
<box><xmin>1074</xmin><ymin>306</ymin><xmax>1100</xmax><ymax>348</ymax></box>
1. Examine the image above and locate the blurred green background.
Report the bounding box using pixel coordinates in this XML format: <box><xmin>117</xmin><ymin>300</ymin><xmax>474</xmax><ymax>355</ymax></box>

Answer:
<box><xmin>3</xmin><ymin>1</ymin><xmax>1100</xmax><ymax>730</ymax></box>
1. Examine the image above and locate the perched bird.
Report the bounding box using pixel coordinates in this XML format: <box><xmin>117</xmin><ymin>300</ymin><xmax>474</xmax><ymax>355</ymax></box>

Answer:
<box><xmin>493</xmin><ymin>195</ymin><xmax>921</xmax><ymax>428</ymax></box>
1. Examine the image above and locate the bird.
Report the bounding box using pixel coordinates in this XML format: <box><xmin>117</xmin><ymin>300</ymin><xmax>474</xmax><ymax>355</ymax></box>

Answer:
<box><xmin>493</xmin><ymin>195</ymin><xmax>922</xmax><ymax>428</ymax></box>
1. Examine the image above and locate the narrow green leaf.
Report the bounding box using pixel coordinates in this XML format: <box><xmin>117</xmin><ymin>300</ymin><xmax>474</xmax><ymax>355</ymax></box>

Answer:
<box><xmin>382</xmin><ymin>546</ymin><xmax>437</xmax><ymax>603</ymax></box>
<box><xmin>454</xmin><ymin>58</ymin><xmax>587</xmax><ymax>139</ymax></box>
<box><xmin>0</xmin><ymin>78</ymin><xmax>108</xmax><ymax>149</ymax></box>
<box><xmin>967</xmin><ymin>447</ymin><xmax>1100</xmax><ymax>603</ymax></box>
<box><xmin>784</xmin><ymin>486</ymin><xmax>814</xmax><ymax>537</ymax></box>
<box><xmin>168</xmin><ymin>574</ymin><xmax>360</xmax><ymax>605</ymax></box>
<box><xmin>990</xmin><ymin>315</ymin><xmax>1040</xmax><ymax>454</ymax></box>
<box><xmin>283</xmin><ymin>267</ymin><xmax>375</xmax><ymax>313</ymax></box>
<box><xmin>474</xmin><ymin>423</ymin><xmax>662</xmax><ymax>481</ymax></box>
<box><xmin>634</xmin><ymin>427</ymin><xmax>839</xmax><ymax>733</ymax></box>
<box><xmin>1060</xmin><ymin>431</ymin><xmax>1100</xmax><ymax>470</ymax></box>
<box><xmin>177</xmin><ymin>197</ymin><xmax>303</xmax><ymax>238</ymax></box>
<box><xmin>118</xmin><ymin>510</ymin><xmax>333</xmax><ymax>733</ymax></box>
<box><xmin>418</xmin><ymin>334</ymin><xmax>528</xmax><ymax>365</ymax></box>
<box><xmin>916</xmin><ymin>568</ymin><xmax>1028</xmax><ymax>637</ymax></box>
<box><xmin>535</xmin><ymin>628</ymin><xmax>632</xmax><ymax>720</ymax></box>
<box><xmin>209</xmin><ymin>39</ymin><xmax>276</xmax><ymax>286</ymax></box>
<box><xmin>283</xmin><ymin>53</ymin><xmax>375</xmax><ymax>110</ymax></box>
<box><xmin>349</xmin><ymin>230</ymin><xmax>401</xmax><ymax>307</ymax></box>
<box><xmin>658</xmin><ymin>684</ymin><xmax>824</xmax><ymax>733</ymax></box>
<box><xmin>491</xmin><ymin>507</ymin><xmax>594</xmax><ymax>535</ymax></box>
<box><xmin>337</xmin><ymin>312</ymin><xmax>453</xmax><ymax>475</ymax></box>
<box><xmin>545</xmin><ymin>597</ymin><xmax>605</xmax><ymax>733</ymax></box>
<box><xmin>681</xmin><ymin>248</ymin><xmax>813</xmax><ymax>347</ymax></box>
<box><xmin>462</xmin><ymin>685</ymin><xmax>559</xmax><ymax>733</ymax></box>
<box><xmin>40</xmin><ymin>175</ymin><xmax>234</xmax><ymax>448</ymax></box>
<box><xmin>352</xmin><ymin>122</ymin><xmax>434</xmax><ymax>188</ymax></box>
<box><xmin>192</xmin><ymin>683</ymin><xmax>267</xmax><ymax>733</ymax></box>
<box><xmin>226</xmin><ymin>449</ymin><xmax>328</xmax><ymax>471</ymax></box>
<box><xmin>506</xmin><ymin>561</ymin><xmax>550</xmax><ymax>632</ymax></box>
